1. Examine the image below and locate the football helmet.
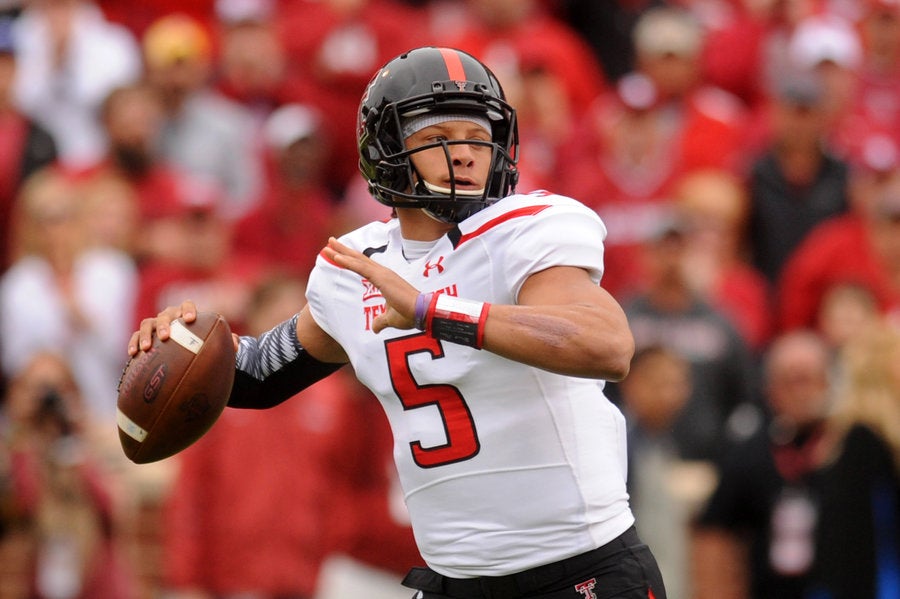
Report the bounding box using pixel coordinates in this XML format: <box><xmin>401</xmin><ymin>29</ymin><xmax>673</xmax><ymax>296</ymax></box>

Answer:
<box><xmin>357</xmin><ymin>46</ymin><xmax>519</xmax><ymax>223</ymax></box>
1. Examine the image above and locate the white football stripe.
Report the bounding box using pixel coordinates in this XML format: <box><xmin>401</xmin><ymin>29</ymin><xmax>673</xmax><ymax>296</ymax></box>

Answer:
<box><xmin>117</xmin><ymin>408</ymin><xmax>149</xmax><ymax>442</ymax></box>
<box><xmin>169</xmin><ymin>320</ymin><xmax>204</xmax><ymax>354</ymax></box>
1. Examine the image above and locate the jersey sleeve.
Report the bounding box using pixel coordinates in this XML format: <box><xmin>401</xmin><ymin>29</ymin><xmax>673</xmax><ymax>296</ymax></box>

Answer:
<box><xmin>306</xmin><ymin>254</ymin><xmax>340</xmax><ymax>340</ymax></box>
<box><xmin>503</xmin><ymin>200</ymin><xmax>608</xmax><ymax>301</ymax></box>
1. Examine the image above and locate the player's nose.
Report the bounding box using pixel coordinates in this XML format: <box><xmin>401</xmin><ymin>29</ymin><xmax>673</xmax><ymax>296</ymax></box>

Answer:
<box><xmin>448</xmin><ymin>142</ymin><xmax>476</xmax><ymax>166</ymax></box>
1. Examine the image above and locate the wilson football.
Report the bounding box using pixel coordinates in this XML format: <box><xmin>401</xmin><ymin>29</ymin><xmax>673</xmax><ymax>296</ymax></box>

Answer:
<box><xmin>116</xmin><ymin>312</ymin><xmax>235</xmax><ymax>463</ymax></box>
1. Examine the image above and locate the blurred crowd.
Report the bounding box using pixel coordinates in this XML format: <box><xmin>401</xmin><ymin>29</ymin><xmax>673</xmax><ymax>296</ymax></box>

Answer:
<box><xmin>0</xmin><ymin>0</ymin><xmax>898</xmax><ymax>598</ymax></box>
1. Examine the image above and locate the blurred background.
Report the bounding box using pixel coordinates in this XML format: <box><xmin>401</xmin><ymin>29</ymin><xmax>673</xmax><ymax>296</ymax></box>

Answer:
<box><xmin>0</xmin><ymin>1</ymin><xmax>898</xmax><ymax>598</ymax></box>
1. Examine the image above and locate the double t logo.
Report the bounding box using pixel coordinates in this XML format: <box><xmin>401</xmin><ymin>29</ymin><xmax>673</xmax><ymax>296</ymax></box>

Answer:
<box><xmin>575</xmin><ymin>578</ymin><xmax>598</xmax><ymax>599</ymax></box>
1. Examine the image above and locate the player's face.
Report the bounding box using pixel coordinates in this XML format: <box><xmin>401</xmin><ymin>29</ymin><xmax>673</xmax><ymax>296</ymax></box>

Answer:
<box><xmin>405</xmin><ymin>120</ymin><xmax>492</xmax><ymax>195</ymax></box>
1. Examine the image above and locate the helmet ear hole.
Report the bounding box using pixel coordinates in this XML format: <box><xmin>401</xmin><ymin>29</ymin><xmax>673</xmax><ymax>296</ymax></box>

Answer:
<box><xmin>375</xmin><ymin>163</ymin><xmax>393</xmax><ymax>180</ymax></box>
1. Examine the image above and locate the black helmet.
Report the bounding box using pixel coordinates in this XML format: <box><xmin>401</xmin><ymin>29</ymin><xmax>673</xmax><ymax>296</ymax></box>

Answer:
<box><xmin>357</xmin><ymin>46</ymin><xmax>519</xmax><ymax>223</ymax></box>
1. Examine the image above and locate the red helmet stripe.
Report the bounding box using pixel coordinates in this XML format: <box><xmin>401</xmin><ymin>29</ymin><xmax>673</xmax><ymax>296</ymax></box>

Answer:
<box><xmin>438</xmin><ymin>47</ymin><xmax>467</xmax><ymax>81</ymax></box>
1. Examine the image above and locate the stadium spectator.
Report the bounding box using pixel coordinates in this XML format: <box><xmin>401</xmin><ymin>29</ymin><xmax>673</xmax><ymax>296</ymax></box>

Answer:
<box><xmin>622</xmin><ymin>216</ymin><xmax>760</xmax><ymax>463</ymax></box>
<box><xmin>436</xmin><ymin>0</ymin><xmax>606</xmax><ymax>116</ymax></box>
<box><xmin>672</xmin><ymin>168</ymin><xmax>774</xmax><ymax>353</ymax></box>
<box><xmin>431</xmin><ymin>0</ymin><xmax>607</xmax><ymax>187</ymax></box>
<box><xmin>691</xmin><ymin>330</ymin><xmax>836</xmax><ymax>599</ymax></box>
<box><xmin>554</xmin><ymin>72</ymin><xmax>682</xmax><ymax>300</ymax></box>
<box><xmin>694</xmin><ymin>323</ymin><xmax>900</xmax><ymax>599</ymax></box>
<box><xmin>142</xmin><ymin>13</ymin><xmax>263</xmax><ymax>219</ymax></box>
<box><xmin>832</xmin><ymin>1</ymin><xmax>900</xmax><ymax>164</ymax></box>
<box><xmin>776</xmin><ymin>157</ymin><xmax>900</xmax><ymax>332</ymax></box>
<box><xmin>700</xmin><ymin>0</ymin><xmax>817</xmax><ymax>113</ymax></box>
<box><xmin>556</xmin><ymin>6</ymin><xmax>747</xmax><ymax>300</ymax></box>
<box><xmin>746</xmin><ymin>72</ymin><xmax>851</xmax><ymax>285</ymax></box>
<box><xmin>160</xmin><ymin>274</ymin><xmax>341</xmax><ymax>599</ymax></box>
<box><xmin>619</xmin><ymin>344</ymin><xmax>714</xmax><ymax>599</ymax></box>
<box><xmin>629</xmin><ymin>5</ymin><xmax>748</xmax><ymax>174</ymax></box>
<box><xmin>274</xmin><ymin>0</ymin><xmax>429</xmax><ymax>193</ymax></box>
<box><xmin>786</xmin><ymin>15</ymin><xmax>864</xmax><ymax>159</ymax></box>
<box><xmin>808</xmin><ymin>319</ymin><xmax>900</xmax><ymax>598</ymax></box>
<box><xmin>555</xmin><ymin>0</ymin><xmax>647</xmax><ymax>82</ymax></box>
<box><xmin>71</xmin><ymin>82</ymin><xmax>210</xmax><ymax>264</ymax></box>
<box><xmin>76</xmin><ymin>171</ymin><xmax>140</xmax><ymax>257</ymax></box>
<box><xmin>0</xmin><ymin>167</ymin><xmax>137</xmax><ymax>424</ymax></box>
<box><xmin>815</xmin><ymin>281</ymin><xmax>882</xmax><ymax>354</ymax></box>
<box><xmin>0</xmin><ymin>351</ymin><xmax>135</xmax><ymax>599</ymax></box>
<box><xmin>314</xmin><ymin>376</ymin><xmax>423</xmax><ymax>599</ymax></box>
<box><xmin>0</xmin><ymin>15</ymin><xmax>57</xmax><ymax>273</ymax></box>
<box><xmin>212</xmin><ymin>1</ymin><xmax>288</xmax><ymax>128</ymax></box>
<box><xmin>132</xmin><ymin>175</ymin><xmax>268</xmax><ymax>335</ymax></box>
<box><xmin>10</xmin><ymin>0</ymin><xmax>141</xmax><ymax>168</ymax></box>
<box><xmin>232</xmin><ymin>103</ymin><xmax>343</xmax><ymax>276</ymax></box>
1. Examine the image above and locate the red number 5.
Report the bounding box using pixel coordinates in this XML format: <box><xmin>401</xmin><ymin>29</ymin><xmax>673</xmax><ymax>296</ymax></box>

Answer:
<box><xmin>385</xmin><ymin>333</ymin><xmax>480</xmax><ymax>468</ymax></box>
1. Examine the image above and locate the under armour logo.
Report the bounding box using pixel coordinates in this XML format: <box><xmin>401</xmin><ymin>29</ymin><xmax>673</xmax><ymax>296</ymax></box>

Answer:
<box><xmin>423</xmin><ymin>256</ymin><xmax>445</xmax><ymax>277</ymax></box>
<box><xmin>454</xmin><ymin>80</ymin><xmax>467</xmax><ymax>91</ymax></box>
<box><xmin>575</xmin><ymin>578</ymin><xmax>598</xmax><ymax>599</ymax></box>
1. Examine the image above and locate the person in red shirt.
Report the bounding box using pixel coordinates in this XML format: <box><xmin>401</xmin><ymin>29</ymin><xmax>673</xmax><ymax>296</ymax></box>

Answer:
<box><xmin>274</xmin><ymin>0</ymin><xmax>429</xmax><ymax>192</ymax></box>
<box><xmin>133</xmin><ymin>183</ymin><xmax>269</xmax><ymax>335</ymax></box>
<box><xmin>436</xmin><ymin>0</ymin><xmax>607</xmax><ymax>120</ymax></box>
<box><xmin>831</xmin><ymin>1</ymin><xmax>900</xmax><ymax>166</ymax></box>
<box><xmin>700</xmin><ymin>0</ymin><xmax>817</xmax><ymax>114</ymax></box>
<box><xmin>554</xmin><ymin>72</ymin><xmax>685</xmax><ymax>300</ymax></box>
<box><xmin>556</xmin><ymin>6</ymin><xmax>748</xmax><ymax>300</ymax></box>
<box><xmin>162</xmin><ymin>373</ymin><xmax>364</xmax><ymax>599</ymax></box>
<box><xmin>777</xmin><ymin>161</ymin><xmax>900</xmax><ymax>332</ymax></box>
<box><xmin>432</xmin><ymin>0</ymin><xmax>607</xmax><ymax>189</ymax></box>
<box><xmin>232</xmin><ymin>103</ymin><xmax>343</xmax><ymax>277</ymax></box>
<box><xmin>631</xmin><ymin>5</ymin><xmax>749</xmax><ymax>174</ymax></box>
<box><xmin>212</xmin><ymin>5</ymin><xmax>290</xmax><ymax>124</ymax></box>
<box><xmin>673</xmin><ymin>169</ymin><xmax>774</xmax><ymax>353</ymax></box>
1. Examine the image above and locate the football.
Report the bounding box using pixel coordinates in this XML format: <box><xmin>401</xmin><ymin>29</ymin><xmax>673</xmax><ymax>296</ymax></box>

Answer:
<box><xmin>116</xmin><ymin>312</ymin><xmax>236</xmax><ymax>464</ymax></box>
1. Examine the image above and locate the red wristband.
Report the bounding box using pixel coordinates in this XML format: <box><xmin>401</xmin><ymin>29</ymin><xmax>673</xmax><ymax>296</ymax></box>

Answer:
<box><xmin>426</xmin><ymin>293</ymin><xmax>490</xmax><ymax>349</ymax></box>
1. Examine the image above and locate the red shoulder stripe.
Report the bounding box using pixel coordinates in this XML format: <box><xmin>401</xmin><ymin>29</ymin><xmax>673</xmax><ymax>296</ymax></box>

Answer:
<box><xmin>456</xmin><ymin>204</ymin><xmax>551</xmax><ymax>247</ymax></box>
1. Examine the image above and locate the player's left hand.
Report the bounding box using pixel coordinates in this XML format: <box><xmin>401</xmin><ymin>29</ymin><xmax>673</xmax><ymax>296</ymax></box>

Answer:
<box><xmin>323</xmin><ymin>237</ymin><xmax>419</xmax><ymax>333</ymax></box>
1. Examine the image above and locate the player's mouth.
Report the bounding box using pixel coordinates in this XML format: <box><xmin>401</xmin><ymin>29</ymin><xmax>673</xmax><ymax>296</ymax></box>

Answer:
<box><xmin>423</xmin><ymin>178</ymin><xmax>486</xmax><ymax>197</ymax></box>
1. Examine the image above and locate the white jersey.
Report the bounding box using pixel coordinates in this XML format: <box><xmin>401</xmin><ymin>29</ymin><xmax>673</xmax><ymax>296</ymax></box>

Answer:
<box><xmin>306</xmin><ymin>191</ymin><xmax>634</xmax><ymax>578</ymax></box>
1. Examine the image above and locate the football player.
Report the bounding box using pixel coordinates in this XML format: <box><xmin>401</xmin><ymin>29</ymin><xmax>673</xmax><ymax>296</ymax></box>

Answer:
<box><xmin>131</xmin><ymin>46</ymin><xmax>666</xmax><ymax>599</ymax></box>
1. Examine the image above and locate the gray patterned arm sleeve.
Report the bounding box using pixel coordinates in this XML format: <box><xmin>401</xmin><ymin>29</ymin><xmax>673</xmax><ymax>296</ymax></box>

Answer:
<box><xmin>228</xmin><ymin>314</ymin><xmax>345</xmax><ymax>409</ymax></box>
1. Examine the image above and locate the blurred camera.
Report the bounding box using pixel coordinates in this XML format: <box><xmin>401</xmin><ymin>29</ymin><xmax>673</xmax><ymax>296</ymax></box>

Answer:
<box><xmin>34</xmin><ymin>388</ymin><xmax>73</xmax><ymax>437</ymax></box>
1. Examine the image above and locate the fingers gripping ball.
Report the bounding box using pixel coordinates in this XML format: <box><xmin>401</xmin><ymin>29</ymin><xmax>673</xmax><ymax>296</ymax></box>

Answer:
<box><xmin>116</xmin><ymin>312</ymin><xmax>235</xmax><ymax>463</ymax></box>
